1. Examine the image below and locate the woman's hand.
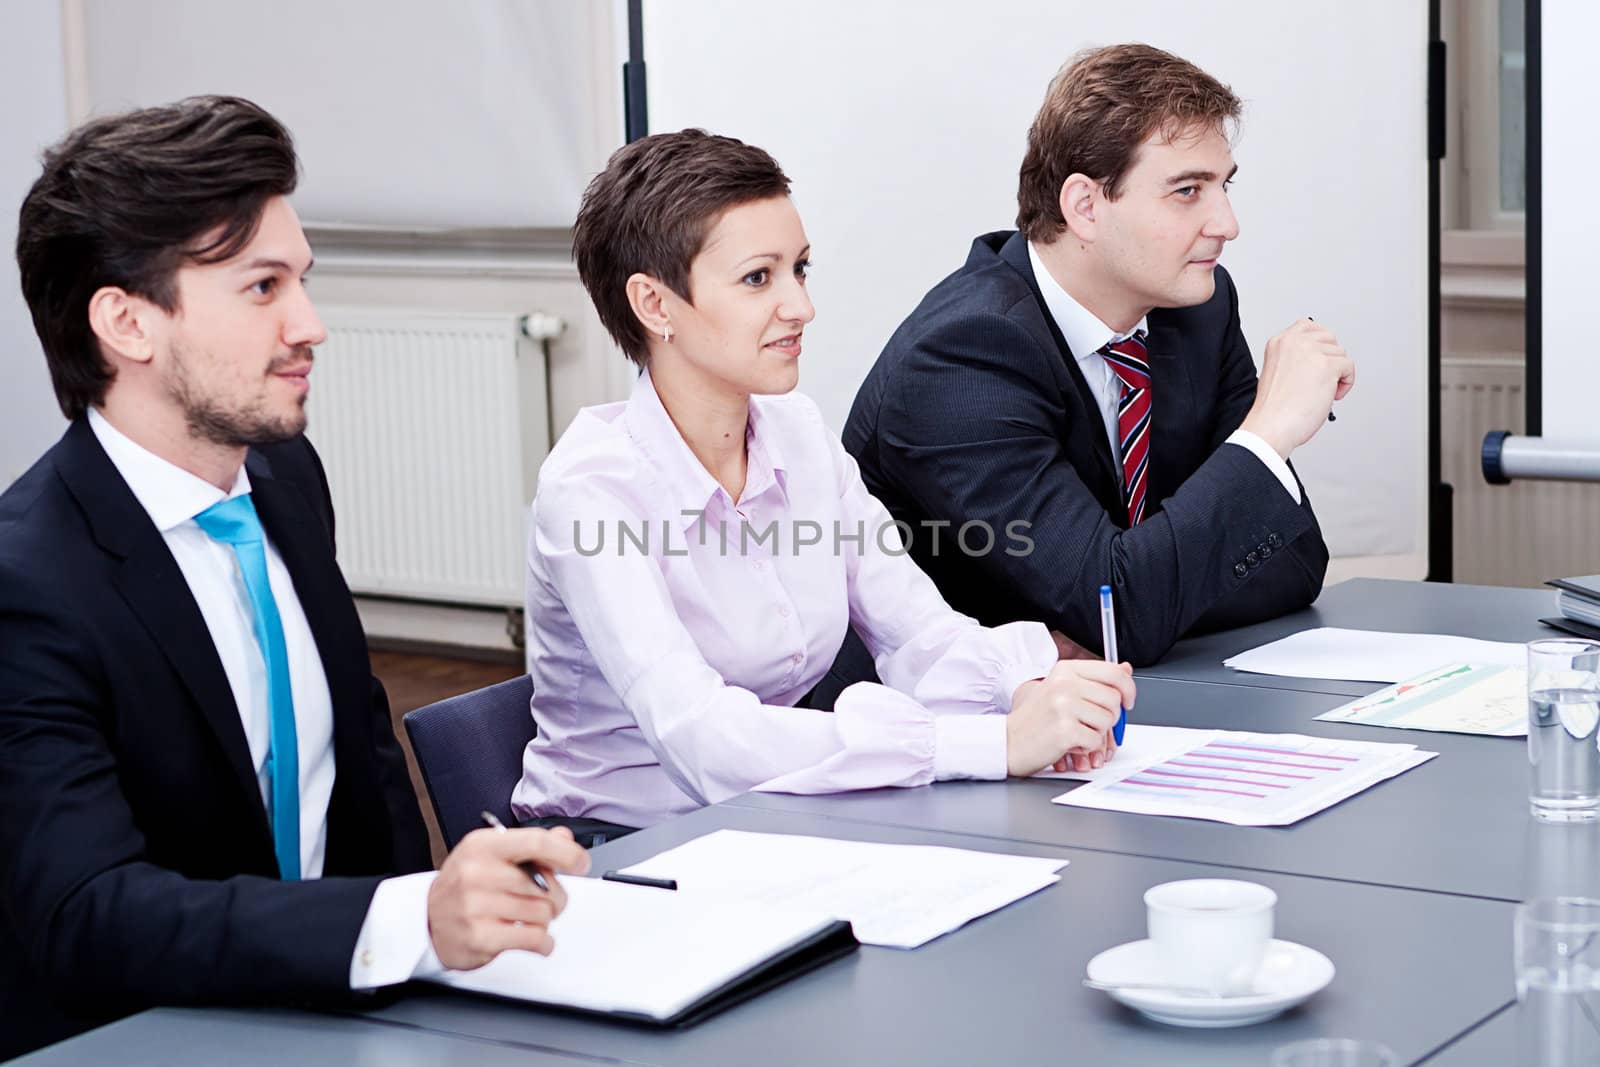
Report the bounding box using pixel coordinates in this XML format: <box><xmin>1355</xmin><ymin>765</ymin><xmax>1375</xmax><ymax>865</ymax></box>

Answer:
<box><xmin>1004</xmin><ymin>660</ymin><xmax>1135</xmax><ymax>777</ymax></box>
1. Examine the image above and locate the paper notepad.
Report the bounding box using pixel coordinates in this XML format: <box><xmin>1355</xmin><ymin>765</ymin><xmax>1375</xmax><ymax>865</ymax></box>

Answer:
<box><xmin>1050</xmin><ymin>727</ymin><xmax>1436</xmax><ymax>826</ymax></box>
<box><xmin>429</xmin><ymin>874</ymin><xmax>855</xmax><ymax>1026</ymax></box>
<box><xmin>621</xmin><ymin>830</ymin><xmax>1067</xmax><ymax>949</ymax></box>
<box><xmin>1222</xmin><ymin>627</ymin><xmax>1523</xmax><ymax>683</ymax></box>
<box><xmin>1315</xmin><ymin>662</ymin><xmax>1528</xmax><ymax>736</ymax></box>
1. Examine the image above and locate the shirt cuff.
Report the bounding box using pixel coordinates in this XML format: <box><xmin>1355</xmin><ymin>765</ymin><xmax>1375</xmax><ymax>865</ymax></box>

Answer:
<box><xmin>1225</xmin><ymin>429</ymin><xmax>1302</xmax><ymax>504</ymax></box>
<box><xmin>932</xmin><ymin>713</ymin><xmax>1009</xmax><ymax>781</ymax></box>
<box><xmin>993</xmin><ymin>623</ymin><xmax>1060</xmax><ymax>713</ymax></box>
<box><xmin>349</xmin><ymin>871</ymin><xmax>444</xmax><ymax>990</ymax></box>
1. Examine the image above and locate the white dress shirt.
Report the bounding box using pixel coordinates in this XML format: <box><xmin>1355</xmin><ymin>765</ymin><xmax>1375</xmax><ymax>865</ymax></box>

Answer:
<box><xmin>1025</xmin><ymin>241</ymin><xmax>1301</xmax><ymax>503</ymax></box>
<box><xmin>88</xmin><ymin>409</ymin><xmax>437</xmax><ymax>989</ymax></box>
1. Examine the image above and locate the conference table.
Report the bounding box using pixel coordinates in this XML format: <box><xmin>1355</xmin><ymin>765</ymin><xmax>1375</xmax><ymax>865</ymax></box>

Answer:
<box><xmin>16</xmin><ymin>580</ymin><xmax>1595</xmax><ymax>1066</ymax></box>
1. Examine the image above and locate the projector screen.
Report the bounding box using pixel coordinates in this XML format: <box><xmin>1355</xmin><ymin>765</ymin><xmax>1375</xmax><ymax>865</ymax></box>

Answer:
<box><xmin>643</xmin><ymin>0</ymin><xmax>1431</xmax><ymax>563</ymax></box>
<box><xmin>1532</xmin><ymin>1</ymin><xmax>1598</xmax><ymax>444</ymax></box>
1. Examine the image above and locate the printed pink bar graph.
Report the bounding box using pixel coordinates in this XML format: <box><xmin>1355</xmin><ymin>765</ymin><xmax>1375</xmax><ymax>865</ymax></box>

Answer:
<box><xmin>1166</xmin><ymin>759</ymin><xmax>1310</xmax><ymax>781</ymax></box>
<box><xmin>1142</xmin><ymin>768</ymin><xmax>1290</xmax><ymax>790</ymax></box>
<box><xmin>1120</xmin><ymin>777</ymin><xmax>1268</xmax><ymax>799</ymax></box>
<box><xmin>1191</xmin><ymin>750</ymin><xmax>1351</xmax><ymax>773</ymax></box>
<box><xmin>1205</xmin><ymin>742</ymin><xmax>1359</xmax><ymax>762</ymax></box>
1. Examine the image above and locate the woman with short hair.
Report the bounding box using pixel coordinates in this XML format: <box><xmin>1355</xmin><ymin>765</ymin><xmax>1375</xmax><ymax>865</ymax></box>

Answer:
<box><xmin>512</xmin><ymin>129</ymin><xmax>1133</xmax><ymax>832</ymax></box>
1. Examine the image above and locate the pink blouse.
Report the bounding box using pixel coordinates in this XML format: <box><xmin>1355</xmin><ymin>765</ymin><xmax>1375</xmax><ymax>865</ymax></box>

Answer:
<box><xmin>511</xmin><ymin>370</ymin><xmax>1057</xmax><ymax>827</ymax></box>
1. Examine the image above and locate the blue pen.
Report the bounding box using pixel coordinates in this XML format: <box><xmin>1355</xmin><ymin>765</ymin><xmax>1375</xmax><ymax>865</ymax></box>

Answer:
<box><xmin>1098</xmin><ymin>585</ymin><xmax>1126</xmax><ymax>745</ymax></box>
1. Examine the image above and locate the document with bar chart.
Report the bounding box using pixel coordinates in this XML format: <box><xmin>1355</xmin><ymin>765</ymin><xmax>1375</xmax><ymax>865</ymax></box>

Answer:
<box><xmin>1050</xmin><ymin>729</ymin><xmax>1437</xmax><ymax>826</ymax></box>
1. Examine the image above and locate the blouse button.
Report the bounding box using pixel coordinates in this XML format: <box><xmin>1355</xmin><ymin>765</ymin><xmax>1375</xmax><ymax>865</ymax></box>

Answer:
<box><xmin>779</xmin><ymin>606</ymin><xmax>790</xmax><ymax>618</ymax></box>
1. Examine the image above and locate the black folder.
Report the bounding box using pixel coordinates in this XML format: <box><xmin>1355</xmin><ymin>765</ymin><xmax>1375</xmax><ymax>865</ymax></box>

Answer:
<box><xmin>1546</xmin><ymin>575</ymin><xmax>1600</xmax><ymax>602</ymax></box>
<box><xmin>1540</xmin><ymin>615</ymin><xmax>1600</xmax><ymax>642</ymax></box>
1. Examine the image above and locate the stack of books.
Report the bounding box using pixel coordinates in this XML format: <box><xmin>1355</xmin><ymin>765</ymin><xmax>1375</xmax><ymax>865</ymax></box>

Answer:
<box><xmin>1543</xmin><ymin>575</ymin><xmax>1600</xmax><ymax>640</ymax></box>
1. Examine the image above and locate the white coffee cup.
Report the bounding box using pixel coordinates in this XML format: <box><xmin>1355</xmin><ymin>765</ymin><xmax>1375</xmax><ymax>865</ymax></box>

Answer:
<box><xmin>1144</xmin><ymin>879</ymin><xmax>1276</xmax><ymax>993</ymax></box>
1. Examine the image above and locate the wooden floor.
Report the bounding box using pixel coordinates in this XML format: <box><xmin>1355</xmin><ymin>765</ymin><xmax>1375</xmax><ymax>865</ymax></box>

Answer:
<box><xmin>370</xmin><ymin>649</ymin><xmax>522</xmax><ymax>866</ymax></box>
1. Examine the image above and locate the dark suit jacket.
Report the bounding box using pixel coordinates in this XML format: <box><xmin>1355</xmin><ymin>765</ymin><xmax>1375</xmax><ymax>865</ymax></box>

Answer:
<box><xmin>843</xmin><ymin>231</ymin><xmax>1328</xmax><ymax>666</ymax></box>
<box><xmin>0</xmin><ymin>419</ymin><xmax>431</xmax><ymax>1059</ymax></box>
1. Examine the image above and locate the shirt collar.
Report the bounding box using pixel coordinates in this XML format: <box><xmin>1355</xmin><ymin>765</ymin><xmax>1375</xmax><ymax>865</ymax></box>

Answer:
<box><xmin>88</xmin><ymin>407</ymin><xmax>251</xmax><ymax>533</ymax></box>
<box><xmin>744</xmin><ymin>396</ymin><xmax>790</xmax><ymax>500</ymax></box>
<box><xmin>623</xmin><ymin>370</ymin><xmax>792</xmax><ymax>531</ymax></box>
<box><xmin>1026</xmin><ymin>240</ymin><xmax>1148</xmax><ymax>368</ymax></box>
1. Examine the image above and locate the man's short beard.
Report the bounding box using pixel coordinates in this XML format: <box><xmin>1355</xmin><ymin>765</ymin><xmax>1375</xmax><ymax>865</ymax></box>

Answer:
<box><xmin>167</xmin><ymin>341</ymin><xmax>309</xmax><ymax>448</ymax></box>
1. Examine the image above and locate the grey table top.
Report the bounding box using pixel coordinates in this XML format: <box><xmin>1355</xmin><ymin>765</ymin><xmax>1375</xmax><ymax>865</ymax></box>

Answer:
<box><xmin>1140</xmin><ymin>579</ymin><xmax>1560</xmax><ymax>697</ymax></box>
<box><xmin>730</xmin><ymin>676</ymin><xmax>1600</xmax><ymax>902</ymax></box>
<box><xmin>7</xmin><ymin>1006</ymin><xmax>614</xmax><ymax>1066</ymax></box>
<box><xmin>359</xmin><ymin>803</ymin><xmax>1517</xmax><ymax>1067</ymax></box>
<box><xmin>19</xmin><ymin>579</ymin><xmax>1583</xmax><ymax>1067</ymax></box>
<box><xmin>1416</xmin><ymin>1004</ymin><xmax>1517</xmax><ymax>1066</ymax></box>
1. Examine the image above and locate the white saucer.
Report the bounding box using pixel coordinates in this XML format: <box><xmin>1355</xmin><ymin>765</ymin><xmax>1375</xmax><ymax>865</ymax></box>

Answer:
<box><xmin>1085</xmin><ymin>938</ymin><xmax>1335</xmax><ymax>1028</ymax></box>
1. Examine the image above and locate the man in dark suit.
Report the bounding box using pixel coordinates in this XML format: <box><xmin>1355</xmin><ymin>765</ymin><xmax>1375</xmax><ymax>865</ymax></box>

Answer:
<box><xmin>844</xmin><ymin>44</ymin><xmax>1353</xmax><ymax>666</ymax></box>
<box><xmin>0</xmin><ymin>96</ymin><xmax>589</xmax><ymax>1060</ymax></box>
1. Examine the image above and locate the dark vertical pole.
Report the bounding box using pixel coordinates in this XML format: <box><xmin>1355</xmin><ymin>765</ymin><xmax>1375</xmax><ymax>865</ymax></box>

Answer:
<box><xmin>623</xmin><ymin>0</ymin><xmax>648</xmax><ymax>143</ymax></box>
<box><xmin>1525</xmin><ymin>0</ymin><xmax>1541</xmax><ymax>435</ymax></box>
<box><xmin>1427</xmin><ymin>0</ymin><xmax>1453</xmax><ymax>582</ymax></box>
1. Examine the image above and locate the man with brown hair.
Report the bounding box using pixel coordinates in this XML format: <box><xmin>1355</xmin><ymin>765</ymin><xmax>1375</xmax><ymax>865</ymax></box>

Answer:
<box><xmin>0</xmin><ymin>96</ymin><xmax>588</xmax><ymax>1058</ymax></box>
<box><xmin>843</xmin><ymin>43</ymin><xmax>1351</xmax><ymax>666</ymax></box>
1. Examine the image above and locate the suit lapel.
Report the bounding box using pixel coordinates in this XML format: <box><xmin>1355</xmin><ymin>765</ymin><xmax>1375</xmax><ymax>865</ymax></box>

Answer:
<box><xmin>54</xmin><ymin>421</ymin><xmax>269</xmax><ymax>836</ymax></box>
<box><xmin>996</xmin><ymin>233</ymin><xmax>1122</xmax><ymax>501</ymax></box>
<box><xmin>1142</xmin><ymin>314</ymin><xmax>1194</xmax><ymax>511</ymax></box>
<box><xmin>245</xmin><ymin>452</ymin><xmax>384</xmax><ymax>873</ymax></box>
<box><xmin>246</xmin><ymin>456</ymin><xmax>372</xmax><ymax>764</ymax></box>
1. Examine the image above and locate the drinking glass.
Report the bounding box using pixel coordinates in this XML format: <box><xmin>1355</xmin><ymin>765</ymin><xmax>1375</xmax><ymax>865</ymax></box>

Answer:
<box><xmin>1527</xmin><ymin>639</ymin><xmax>1600</xmax><ymax>821</ymax></box>
<box><xmin>1515</xmin><ymin>897</ymin><xmax>1600</xmax><ymax>1067</ymax></box>
<box><xmin>1269</xmin><ymin>1038</ymin><xmax>1396</xmax><ymax>1067</ymax></box>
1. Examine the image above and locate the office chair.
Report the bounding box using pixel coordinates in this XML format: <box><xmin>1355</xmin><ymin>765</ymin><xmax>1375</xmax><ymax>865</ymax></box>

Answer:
<box><xmin>403</xmin><ymin>675</ymin><xmax>634</xmax><ymax>850</ymax></box>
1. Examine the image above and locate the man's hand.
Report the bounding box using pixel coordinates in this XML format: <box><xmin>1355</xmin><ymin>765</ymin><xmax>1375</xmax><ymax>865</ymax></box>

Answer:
<box><xmin>427</xmin><ymin>826</ymin><xmax>591</xmax><ymax>971</ymax></box>
<box><xmin>1238</xmin><ymin>318</ymin><xmax>1355</xmax><ymax>459</ymax></box>
<box><xmin>1006</xmin><ymin>660</ymin><xmax>1135</xmax><ymax>777</ymax></box>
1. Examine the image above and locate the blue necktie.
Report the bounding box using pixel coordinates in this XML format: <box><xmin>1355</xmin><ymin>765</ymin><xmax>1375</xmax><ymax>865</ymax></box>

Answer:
<box><xmin>193</xmin><ymin>495</ymin><xmax>300</xmax><ymax>880</ymax></box>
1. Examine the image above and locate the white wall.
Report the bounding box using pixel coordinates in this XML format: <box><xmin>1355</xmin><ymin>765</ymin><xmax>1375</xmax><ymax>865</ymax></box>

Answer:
<box><xmin>5</xmin><ymin>3</ymin><xmax>1432</xmax><ymax>566</ymax></box>
<box><xmin>1538</xmin><ymin>4</ymin><xmax>1598</xmax><ymax>445</ymax></box>
<box><xmin>0</xmin><ymin>4</ymin><xmax>70</xmax><ymax>488</ymax></box>
<box><xmin>81</xmin><ymin>0</ymin><xmax>613</xmax><ymax>230</ymax></box>
<box><xmin>643</xmin><ymin>0</ymin><xmax>1430</xmax><ymax>563</ymax></box>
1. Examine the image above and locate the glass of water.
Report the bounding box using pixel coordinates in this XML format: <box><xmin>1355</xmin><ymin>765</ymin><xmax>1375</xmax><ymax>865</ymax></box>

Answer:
<box><xmin>1270</xmin><ymin>1039</ymin><xmax>1395</xmax><ymax>1067</ymax></box>
<box><xmin>1527</xmin><ymin>639</ymin><xmax>1600</xmax><ymax>822</ymax></box>
<box><xmin>1515</xmin><ymin>897</ymin><xmax>1600</xmax><ymax>1067</ymax></box>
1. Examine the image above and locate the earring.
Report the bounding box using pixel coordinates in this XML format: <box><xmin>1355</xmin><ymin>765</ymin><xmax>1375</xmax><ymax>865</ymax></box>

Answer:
<box><xmin>662</xmin><ymin>324</ymin><xmax>674</xmax><ymax>343</ymax></box>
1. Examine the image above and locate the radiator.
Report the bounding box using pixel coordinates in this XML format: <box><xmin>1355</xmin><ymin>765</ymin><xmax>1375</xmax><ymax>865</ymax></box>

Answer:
<box><xmin>306</xmin><ymin>307</ymin><xmax>552</xmax><ymax>607</ymax></box>
<box><xmin>1443</xmin><ymin>357</ymin><xmax>1600</xmax><ymax>587</ymax></box>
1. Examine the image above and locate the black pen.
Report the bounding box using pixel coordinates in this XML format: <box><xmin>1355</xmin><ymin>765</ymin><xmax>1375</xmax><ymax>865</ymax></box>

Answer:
<box><xmin>602</xmin><ymin>870</ymin><xmax>678</xmax><ymax>891</ymax></box>
<box><xmin>480</xmin><ymin>810</ymin><xmax>551</xmax><ymax>891</ymax></box>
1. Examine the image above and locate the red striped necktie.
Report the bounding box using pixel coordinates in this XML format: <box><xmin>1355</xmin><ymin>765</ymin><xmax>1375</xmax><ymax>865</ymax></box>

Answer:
<box><xmin>1100</xmin><ymin>331</ymin><xmax>1151</xmax><ymax>525</ymax></box>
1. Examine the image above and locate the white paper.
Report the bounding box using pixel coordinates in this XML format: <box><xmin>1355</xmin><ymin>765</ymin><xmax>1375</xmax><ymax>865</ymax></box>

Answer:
<box><xmin>1051</xmin><ymin>729</ymin><xmax>1437</xmax><ymax>827</ymax></box>
<box><xmin>1315</xmin><ymin>663</ymin><xmax>1529</xmax><ymax>737</ymax></box>
<box><xmin>1223</xmin><ymin>627</ymin><xmax>1524</xmax><ymax>683</ymax></box>
<box><xmin>429</xmin><ymin>875</ymin><xmax>838</xmax><ymax>1021</ymax></box>
<box><xmin>1033</xmin><ymin>724</ymin><xmax>1205</xmax><ymax>781</ymax></box>
<box><xmin>623</xmin><ymin>830</ymin><xmax>1066</xmax><ymax>949</ymax></box>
